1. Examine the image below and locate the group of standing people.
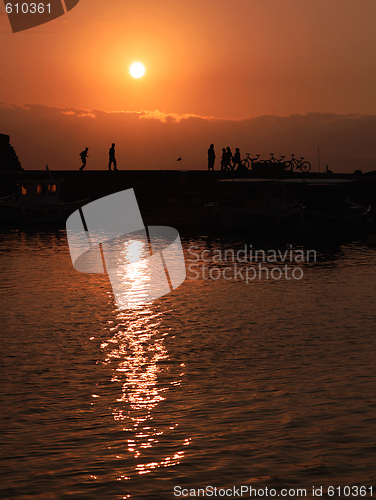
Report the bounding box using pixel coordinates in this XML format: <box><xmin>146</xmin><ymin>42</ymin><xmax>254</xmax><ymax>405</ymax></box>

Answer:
<box><xmin>207</xmin><ymin>144</ymin><xmax>242</xmax><ymax>171</ymax></box>
<box><xmin>79</xmin><ymin>143</ymin><xmax>118</xmax><ymax>171</ymax></box>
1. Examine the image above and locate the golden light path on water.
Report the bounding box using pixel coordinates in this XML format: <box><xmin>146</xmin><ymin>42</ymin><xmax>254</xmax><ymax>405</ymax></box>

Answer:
<box><xmin>117</xmin><ymin>239</ymin><xmax>151</xmax><ymax>309</ymax></box>
<box><xmin>100</xmin><ymin>238</ymin><xmax>190</xmax><ymax>477</ymax></box>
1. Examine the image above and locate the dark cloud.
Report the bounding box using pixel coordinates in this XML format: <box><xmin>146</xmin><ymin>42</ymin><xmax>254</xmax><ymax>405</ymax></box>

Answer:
<box><xmin>1</xmin><ymin>104</ymin><xmax>375</xmax><ymax>172</ymax></box>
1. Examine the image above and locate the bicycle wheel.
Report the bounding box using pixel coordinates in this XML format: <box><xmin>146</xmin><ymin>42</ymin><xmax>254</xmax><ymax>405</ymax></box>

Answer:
<box><xmin>241</xmin><ymin>159</ymin><xmax>250</xmax><ymax>170</ymax></box>
<box><xmin>300</xmin><ymin>161</ymin><xmax>311</xmax><ymax>173</ymax></box>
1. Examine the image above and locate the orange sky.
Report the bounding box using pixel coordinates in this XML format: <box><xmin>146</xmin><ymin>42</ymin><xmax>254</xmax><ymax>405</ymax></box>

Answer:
<box><xmin>1</xmin><ymin>0</ymin><xmax>376</xmax><ymax>171</ymax></box>
<box><xmin>1</xmin><ymin>0</ymin><xmax>376</xmax><ymax>118</ymax></box>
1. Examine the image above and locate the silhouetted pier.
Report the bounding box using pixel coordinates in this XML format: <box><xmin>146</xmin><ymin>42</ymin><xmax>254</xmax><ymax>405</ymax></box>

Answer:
<box><xmin>1</xmin><ymin>168</ymin><xmax>376</xmax><ymax>219</ymax></box>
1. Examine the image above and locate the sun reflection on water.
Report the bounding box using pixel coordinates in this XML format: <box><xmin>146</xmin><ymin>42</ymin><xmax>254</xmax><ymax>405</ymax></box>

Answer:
<box><xmin>101</xmin><ymin>300</ymin><xmax>189</xmax><ymax>475</ymax></box>
<box><xmin>109</xmin><ymin>236</ymin><xmax>153</xmax><ymax>309</ymax></box>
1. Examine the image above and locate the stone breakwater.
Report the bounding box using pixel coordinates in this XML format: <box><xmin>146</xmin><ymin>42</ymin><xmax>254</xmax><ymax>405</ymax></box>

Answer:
<box><xmin>1</xmin><ymin>169</ymin><xmax>376</xmax><ymax>229</ymax></box>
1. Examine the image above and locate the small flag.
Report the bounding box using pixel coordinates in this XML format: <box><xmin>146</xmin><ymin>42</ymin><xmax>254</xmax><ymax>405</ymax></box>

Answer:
<box><xmin>177</xmin><ymin>157</ymin><xmax>181</xmax><ymax>162</ymax></box>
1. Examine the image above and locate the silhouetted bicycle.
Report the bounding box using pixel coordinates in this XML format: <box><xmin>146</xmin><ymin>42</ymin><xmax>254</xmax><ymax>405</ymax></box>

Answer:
<box><xmin>284</xmin><ymin>154</ymin><xmax>311</xmax><ymax>173</ymax></box>
<box><xmin>266</xmin><ymin>153</ymin><xmax>286</xmax><ymax>165</ymax></box>
<box><xmin>241</xmin><ymin>153</ymin><xmax>263</xmax><ymax>170</ymax></box>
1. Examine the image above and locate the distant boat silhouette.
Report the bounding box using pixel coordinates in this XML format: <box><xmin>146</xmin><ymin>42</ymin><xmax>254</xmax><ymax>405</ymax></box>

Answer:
<box><xmin>0</xmin><ymin>177</ymin><xmax>88</xmax><ymax>224</ymax></box>
<box><xmin>218</xmin><ymin>178</ymin><xmax>371</xmax><ymax>234</ymax></box>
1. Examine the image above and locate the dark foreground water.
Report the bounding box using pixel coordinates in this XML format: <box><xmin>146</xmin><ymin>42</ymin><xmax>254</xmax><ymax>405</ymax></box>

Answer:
<box><xmin>1</xmin><ymin>229</ymin><xmax>376</xmax><ymax>500</ymax></box>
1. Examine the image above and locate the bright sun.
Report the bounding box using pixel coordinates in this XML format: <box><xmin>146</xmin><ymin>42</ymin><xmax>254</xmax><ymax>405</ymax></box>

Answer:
<box><xmin>130</xmin><ymin>62</ymin><xmax>145</xmax><ymax>78</ymax></box>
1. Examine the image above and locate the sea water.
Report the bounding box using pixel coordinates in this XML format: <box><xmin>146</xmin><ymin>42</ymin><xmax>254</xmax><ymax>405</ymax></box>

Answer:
<box><xmin>1</xmin><ymin>229</ymin><xmax>376</xmax><ymax>499</ymax></box>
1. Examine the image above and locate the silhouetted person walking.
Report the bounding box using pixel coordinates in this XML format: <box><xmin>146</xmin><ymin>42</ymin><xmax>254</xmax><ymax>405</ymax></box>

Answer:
<box><xmin>220</xmin><ymin>148</ymin><xmax>227</xmax><ymax>171</ymax></box>
<box><xmin>225</xmin><ymin>147</ymin><xmax>233</xmax><ymax>170</ymax></box>
<box><xmin>208</xmin><ymin>144</ymin><xmax>215</xmax><ymax>171</ymax></box>
<box><xmin>232</xmin><ymin>148</ymin><xmax>241</xmax><ymax>170</ymax></box>
<box><xmin>109</xmin><ymin>143</ymin><xmax>117</xmax><ymax>170</ymax></box>
<box><xmin>79</xmin><ymin>147</ymin><xmax>89</xmax><ymax>171</ymax></box>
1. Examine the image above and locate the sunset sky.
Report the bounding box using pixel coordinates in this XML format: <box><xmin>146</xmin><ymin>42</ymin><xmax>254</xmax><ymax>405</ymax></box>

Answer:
<box><xmin>1</xmin><ymin>0</ymin><xmax>376</xmax><ymax>171</ymax></box>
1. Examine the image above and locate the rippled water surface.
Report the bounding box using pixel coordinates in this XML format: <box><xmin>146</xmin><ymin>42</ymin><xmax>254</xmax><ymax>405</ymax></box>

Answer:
<box><xmin>1</xmin><ymin>229</ymin><xmax>376</xmax><ymax>499</ymax></box>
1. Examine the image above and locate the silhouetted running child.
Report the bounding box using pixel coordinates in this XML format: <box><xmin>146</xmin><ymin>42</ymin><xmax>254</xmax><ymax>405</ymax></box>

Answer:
<box><xmin>208</xmin><ymin>144</ymin><xmax>215</xmax><ymax>171</ymax></box>
<box><xmin>220</xmin><ymin>148</ymin><xmax>227</xmax><ymax>171</ymax></box>
<box><xmin>79</xmin><ymin>148</ymin><xmax>89</xmax><ymax>171</ymax></box>
<box><xmin>232</xmin><ymin>148</ymin><xmax>241</xmax><ymax>170</ymax></box>
<box><xmin>109</xmin><ymin>143</ymin><xmax>118</xmax><ymax>170</ymax></box>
